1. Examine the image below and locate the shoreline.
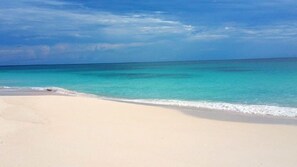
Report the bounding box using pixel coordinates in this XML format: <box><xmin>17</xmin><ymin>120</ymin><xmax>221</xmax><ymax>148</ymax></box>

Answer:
<box><xmin>99</xmin><ymin>100</ymin><xmax>297</xmax><ymax>125</ymax></box>
<box><xmin>1</xmin><ymin>95</ymin><xmax>297</xmax><ymax>166</ymax></box>
<box><xmin>1</xmin><ymin>87</ymin><xmax>297</xmax><ymax>125</ymax></box>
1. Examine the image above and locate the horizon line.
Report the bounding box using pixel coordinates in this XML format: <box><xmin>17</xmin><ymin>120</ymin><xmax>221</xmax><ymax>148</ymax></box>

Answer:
<box><xmin>0</xmin><ymin>56</ymin><xmax>297</xmax><ymax>67</ymax></box>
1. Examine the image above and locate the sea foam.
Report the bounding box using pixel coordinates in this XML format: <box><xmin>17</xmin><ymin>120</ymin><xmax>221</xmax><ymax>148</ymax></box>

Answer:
<box><xmin>1</xmin><ymin>86</ymin><xmax>297</xmax><ymax>118</ymax></box>
<box><xmin>112</xmin><ymin>99</ymin><xmax>297</xmax><ymax>118</ymax></box>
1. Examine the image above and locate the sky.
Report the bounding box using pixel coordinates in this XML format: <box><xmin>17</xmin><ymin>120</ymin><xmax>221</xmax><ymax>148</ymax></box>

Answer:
<box><xmin>0</xmin><ymin>0</ymin><xmax>297</xmax><ymax>65</ymax></box>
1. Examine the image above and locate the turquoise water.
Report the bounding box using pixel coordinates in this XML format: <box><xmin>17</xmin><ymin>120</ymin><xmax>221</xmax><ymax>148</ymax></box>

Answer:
<box><xmin>1</xmin><ymin>58</ymin><xmax>297</xmax><ymax>117</ymax></box>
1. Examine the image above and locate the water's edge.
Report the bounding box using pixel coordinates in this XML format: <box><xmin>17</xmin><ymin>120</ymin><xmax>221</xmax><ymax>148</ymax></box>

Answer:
<box><xmin>1</xmin><ymin>86</ymin><xmax>297</xmax><ymax>121</ymax></box>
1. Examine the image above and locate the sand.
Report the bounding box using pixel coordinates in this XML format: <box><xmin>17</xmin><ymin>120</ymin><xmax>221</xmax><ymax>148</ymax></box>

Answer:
<box><xmin>0</xmin><ymin>95</ymin><xmax>297</xmax><ymax>167</ymax></box>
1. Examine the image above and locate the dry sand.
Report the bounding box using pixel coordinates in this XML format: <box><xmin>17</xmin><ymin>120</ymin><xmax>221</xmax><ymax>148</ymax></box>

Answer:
<box><xmin>0</xmin><ymin>95</ymin><xmax>297</xmax><ymax>167</ymax></box>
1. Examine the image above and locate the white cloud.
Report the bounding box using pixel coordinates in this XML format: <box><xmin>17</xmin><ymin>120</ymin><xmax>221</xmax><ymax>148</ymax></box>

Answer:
<box><xmin>1</xmin><ymin>0</ymin><xmax>297</xmax><ymax>62</ymax></box>
<box><xmin>51</xmin><ymin>42</ymin><xmax>150</xmax><ymax>53</ymax></box>
<box><xmin>228</xmin><ymin>24</ymin><xmax>297</xmax><ymax>40</ymax></box>
<box><xmin>3</xmin><ymin>0</ymin><xmax>295</xmax><ymax>44</ymax></box>
<box><xmin>0</xmin><ymin>45</ymin><xmax>50</xmax><ymax>60</ymax></box>
<box><xmin>188</xmin><ymin>34</ymin><xmax>229</xmax><ymax>41</ymax></box>
<box><xmin>0</xmin><ymin>42</ymin><xmax>150</xmax><ymax>58</ymax></box>
<box><xmin>0</xmin><ymin>0</ymin><xmax>194</xmax><ymax>41</ymax></box>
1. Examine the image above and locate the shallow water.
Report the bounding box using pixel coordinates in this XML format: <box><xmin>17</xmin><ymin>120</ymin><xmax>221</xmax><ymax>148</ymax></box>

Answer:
<box><xmin>1</xmin><ymin>58</ymin><xmax>297</xmax><ymax>117</ymax></box>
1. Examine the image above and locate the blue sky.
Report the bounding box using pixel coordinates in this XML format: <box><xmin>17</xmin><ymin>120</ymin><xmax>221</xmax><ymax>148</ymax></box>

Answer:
<box><xmin>0</xmin><ymin>0</ymin><xmax>297</xmax><ymax>65</ymax></box>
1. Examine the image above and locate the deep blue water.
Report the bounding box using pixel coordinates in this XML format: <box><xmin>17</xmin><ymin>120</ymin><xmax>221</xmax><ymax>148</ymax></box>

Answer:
<box><xmin>1</xmin><ymin>58</ymin><xmax>297</xmax><ymax>117</ymax></box>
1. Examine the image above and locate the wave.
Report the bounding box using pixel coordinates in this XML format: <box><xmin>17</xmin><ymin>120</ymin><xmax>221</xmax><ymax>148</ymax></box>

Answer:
<box><xmin>0</xmin><ymin>86</ymin><xmax>94</xmax><ymax>97</ymax></box>
<box><xmin>1</xmin><ymin>86</ymin><xmax>297</xmax><ymax>118</ymax></box>
<box><xmin>113</xmin><ymin>99</ymin><xmax>297</xmax><ymax>118</ymax></box>
<box><xmin>30</xmin><ymin>87</ymin><xmax>86</xmax><ymax>96</ymax></box>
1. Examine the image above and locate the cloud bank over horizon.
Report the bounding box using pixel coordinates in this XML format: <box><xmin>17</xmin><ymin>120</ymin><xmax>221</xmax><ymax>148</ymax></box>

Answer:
<box><xmin>0</xmin><ymin>0</ymin><xmax>297</xmax><ymax>65</ymax></box>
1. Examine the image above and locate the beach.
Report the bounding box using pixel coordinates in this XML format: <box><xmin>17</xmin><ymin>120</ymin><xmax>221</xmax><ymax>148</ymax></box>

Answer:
<box><xmin>1</xmin><ymin>0</ymin><xmax>297</xmax><ymax>166</ymax></box>
<box><xmin>1</xmin><ymin>95</ymin><xmax>297</xmax><ymax>167</ymax></box>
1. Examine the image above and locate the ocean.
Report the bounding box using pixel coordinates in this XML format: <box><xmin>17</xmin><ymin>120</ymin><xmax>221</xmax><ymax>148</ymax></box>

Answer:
<box><xmin>1</xmin><ymin>58</ymin><xmax>297</xmax><ymax>117</ymax></box>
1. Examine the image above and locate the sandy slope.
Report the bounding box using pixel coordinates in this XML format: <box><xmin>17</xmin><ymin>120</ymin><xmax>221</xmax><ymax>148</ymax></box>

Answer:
<box><xmin>0</xmin><ymin>95</ymin><xmax>297</xmax><ymax>167</ymax></box>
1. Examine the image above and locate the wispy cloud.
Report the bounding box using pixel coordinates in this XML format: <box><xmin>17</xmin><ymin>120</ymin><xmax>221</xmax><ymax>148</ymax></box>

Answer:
<box><xmin>1</xmin><ymin>0</ymin><xmax>296</xmax><ymax>43</ymax></box>
<box><xmin>0</xmin><ymin>42</ymin><xmax>149</xmax><ymax>58</ymax></box>
<box><xmin>236</xmin><ymin>24</ymin><xmax>297</xmax><ymax>40</ymax></box>
<box><xmin>0</xmin><ymin>0</ymin><xmax>194</xmax><ymax>43</ymax></box>
<box><xmin>0</xmin><ymin>0</ymin><xmax>297</xmax><ymax>64</ymax></box>
<box><xmin>0</xmin><ymin>0</ymin><xmax>197</xmax><ymax>63</ymax></box>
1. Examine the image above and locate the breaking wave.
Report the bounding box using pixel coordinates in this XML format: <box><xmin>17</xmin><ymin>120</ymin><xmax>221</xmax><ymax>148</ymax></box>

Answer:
<box><xmin>1</xmin><ymin>86</ymin><xmax>297</xmax><ymax>118</ymax></box>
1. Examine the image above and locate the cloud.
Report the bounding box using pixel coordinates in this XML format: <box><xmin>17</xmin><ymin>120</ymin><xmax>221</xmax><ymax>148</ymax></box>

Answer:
<box><xmin>223</xmin><ymin>24</ymin><xmax>297</xmax><ymax>40</ymax></box>
<box><xmin>51</xmin><ymin>42</ymin><xmax>150</xmax><ymax>54</ymax></box>
<box><xmin>0</xmin><ymin>0</ymin><xmax>297</xmax><ymax>64</ymax></box>
<box><xmin>0</xmin><ymin>45</ymin><xmax>51</xmax><ymax>65</ymax></box>
<box><xmin>0</xmin><ymin>0</ymin><xmax>194</xmax><ymax>43</ymax></box>
<box><xmin>1</xmin><ymin>0</ymin><xmax>296</xmax><ymax>43</ymax></box>
<box><xmin>0</xmin><ymin>42</ymin><xmax>150</xmax><ymax>58</ymax></box>
<box><xmin>186</xmin><ymin>23</ymin><xmax>297</xmax><ymax>41</ymax></box>
<box><xmin>187</xmin><ymin>34</ymin><xmax>228</xmax><ymax>41</ymax></box>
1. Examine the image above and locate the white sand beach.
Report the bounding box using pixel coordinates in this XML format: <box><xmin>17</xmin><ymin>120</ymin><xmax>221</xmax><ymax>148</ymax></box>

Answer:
<box><xmin>1</xmin><ymin>95</ymin><xmax>297</xmax><ymax>167</ymax></box>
